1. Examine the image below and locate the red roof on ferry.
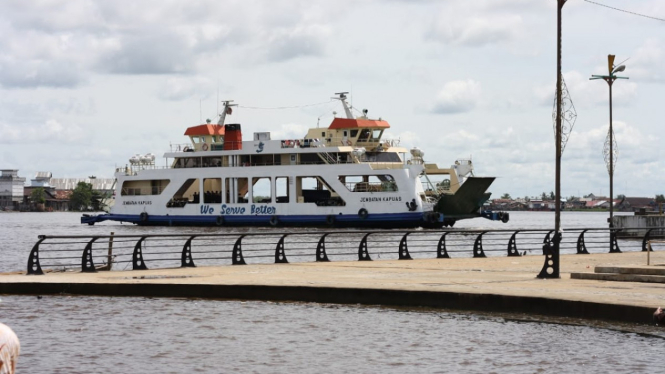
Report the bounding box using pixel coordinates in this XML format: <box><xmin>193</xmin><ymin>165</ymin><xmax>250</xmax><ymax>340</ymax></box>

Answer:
<box><xmin>328</xmin><ymin>118</ymin><xmax>390</xmax><ymax>130</ymax></box>
<box><xmin>184</xmin><ymin>124</ymin><xmax>225</xmax><ymax>136</ymax></box>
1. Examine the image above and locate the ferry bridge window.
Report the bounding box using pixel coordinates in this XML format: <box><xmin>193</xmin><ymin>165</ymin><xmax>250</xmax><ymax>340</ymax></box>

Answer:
<box><xmin>358</xmin><ymin>129</ymin><xmax>370</xmax><ymax>142</ymax></box>
<box><xmin>203</xmin><ymin>178</ymin><xmax>222</xmax><ymax>203</ymax></box>
<box><xmin>276</xmin><ymin>177</ymin><xmax>289</xmax><ymax>203</ymax></box>
<box><xmin>167</xmin><ymin>178</ymin><xmax>199</xmax><ymax>208</ymax></box>
<box><xmin>341</xmin><ymin>175</ymin><xmax>398</xmax><ymax>192</ymax></box>
<box><xmin>371</xmin><ymin>129</ymin><xmax>383</xmax><ymax>142</ymax></box>
<box><xmin>252</xmin><ymin>177</ymin><xmax>272</xmax><ymax>203</ymax></box>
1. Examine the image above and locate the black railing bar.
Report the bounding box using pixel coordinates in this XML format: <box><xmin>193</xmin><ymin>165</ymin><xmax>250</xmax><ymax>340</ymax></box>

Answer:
<box><xmin>40</xmin><ymin>264</ymin><xmax>78</xmax><ymax>268</ymax></box>
<box><xmin>35</xmin><ymin>228</ymin><xmax>615</xmax><ymax>241</ymax></box>
<box><xmin>44</xmin><ymin>256</ymin><xmax>94</xmax><ymax>260</ymax></box>
<box><xmin>191</xmin><ymin>250</ymin><xmax>230</xmax><ymax>255</ymax></box>
<box><xmin>43</xmin><ymin>227</ymin><xmax>665</xmax><ymax>240</ymax></box>
<box><xmin>41</xmin><ymin>241</ymin><xmax>96</xmax><ymax>245</ymax></box>
<box><xmin>139</xmin><ymin>258</ymin><xmax>183</xmax><ymax>262</ymax></box>
<box><xmin>190</xmin><ymin>257</ymin><xmax>232</xmax><ymax>261</ymax></box>
<box><xmin>240</xmin><ymin>248</ymin><xmax>274</xmax><ymax>253</ymax></box>
<box><xmin>38</xmin><ymin>248</ymin><xmax>91</xmax><ymax>253</ymax></box>
<box><xmin>136</xmin><ymin>251</ymin><xmax>182</xmax><ymax>256</ymax></box>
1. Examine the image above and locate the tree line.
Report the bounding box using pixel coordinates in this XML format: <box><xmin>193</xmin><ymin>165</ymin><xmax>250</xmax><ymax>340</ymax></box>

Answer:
<box><xmin>499</xmin><ymin>192</ymin><xmax>665</xmax><ymax>203</ymax></box>
<box><xmin>29</xmin><ymin>182</ymin><xmax>106</xmax><ymax>211</ymax></box>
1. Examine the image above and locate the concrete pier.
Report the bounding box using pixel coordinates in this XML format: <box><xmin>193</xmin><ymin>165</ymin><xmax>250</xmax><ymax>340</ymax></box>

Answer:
<box><xmin>2</xmin><ymin>251</ymin><xmax>665</xmax><ymax>325</ymax></box>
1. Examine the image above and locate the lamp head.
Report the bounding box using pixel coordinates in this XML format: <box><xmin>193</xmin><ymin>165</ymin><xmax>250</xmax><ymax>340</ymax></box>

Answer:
<box><xmin>612</xmin><ymin>65</ymin><xmax>626</xmax><ymax>74</ymax></box>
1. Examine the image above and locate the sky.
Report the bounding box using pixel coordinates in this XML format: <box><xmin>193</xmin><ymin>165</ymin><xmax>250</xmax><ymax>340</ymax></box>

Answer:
<box><xmin>0</xmin><ymin>0</ymin><xmax>663</xmax><ymax>199</ymax></box>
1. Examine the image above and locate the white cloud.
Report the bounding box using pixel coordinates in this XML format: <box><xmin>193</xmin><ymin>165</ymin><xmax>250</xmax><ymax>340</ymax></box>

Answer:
<box><xmin>269</xmin><ymin>123</ymin><xmax>311</xmax><ymax>140</ymax></box>
<box><xmin>631</xmin><ymin>38</ymin><xmax>665</xmax><ymax>83</ymax></box>
<box><xmin>430</xmin><ymin>80</ymin><xmax>482</xmax><ymax>114</ymax></box>
<box><xmin>157</xmin><ymin>76</ymin><xmax>216</xmax><ymax>102</ymax></box>
<box><xmin>533</xmin><ymin>70</ymin><xmax>638</xmax><ymax>109</ymax></box>
<box><xmin>262</xmin><ymin>25</ymin><xmax>330</xmax><ymax>62</ymax></box>
<box><xmin>425</xmin><ymin>1</ymin><xmax>536</xmax><ymax>47</ymax></box>
<box><xmin>0</xmin><ymin>119</ymin><xmax>86</xmax><ymax>144</ymax></box>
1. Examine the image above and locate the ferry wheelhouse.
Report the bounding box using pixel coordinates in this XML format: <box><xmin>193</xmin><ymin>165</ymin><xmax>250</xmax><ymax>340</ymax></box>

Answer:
<box><xmin>83</xmin><ymin>93</ymin><xmax>504</xmax><ymax>227</ymax></box>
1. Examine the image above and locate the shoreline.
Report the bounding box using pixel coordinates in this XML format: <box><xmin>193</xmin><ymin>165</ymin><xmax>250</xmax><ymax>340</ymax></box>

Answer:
<box><xmin>2</xmin><ymin>251</ymin><xmax>663</xmax><ymax>326</ymax></box>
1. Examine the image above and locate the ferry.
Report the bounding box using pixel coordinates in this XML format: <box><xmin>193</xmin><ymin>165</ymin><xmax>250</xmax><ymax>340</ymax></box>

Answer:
<box><xmin>82</xmin><ymin>93</ymin><xmax>507</xmax><ymax>228</ymax></box>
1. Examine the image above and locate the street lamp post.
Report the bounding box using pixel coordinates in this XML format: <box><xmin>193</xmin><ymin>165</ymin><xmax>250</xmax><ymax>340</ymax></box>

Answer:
<box><xmin>590</xmin><ymin>55</ymin><xmax>628</xmax><ymax>229</ymax></box>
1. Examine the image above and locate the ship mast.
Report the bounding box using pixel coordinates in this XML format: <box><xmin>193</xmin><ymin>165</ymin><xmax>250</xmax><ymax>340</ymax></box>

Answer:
<box><xmin>218</xmin><ymin>100</ymin><xmax>238</xmax><ymax>126</ymax></box>
<box><xmin>332</xmin><ymin>92</ymin><xmax>354</xmax><ymax>119</ymax></box>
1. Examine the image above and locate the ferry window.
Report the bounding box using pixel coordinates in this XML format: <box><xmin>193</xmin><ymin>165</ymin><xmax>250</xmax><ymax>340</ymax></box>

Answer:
<box><xmin>350</xmin><ymin>130</ymin><xmax>358</xmax><ymax>137</ymax></box>
<box><xmin>121</xmin><ymin>180</ymin><xmax>170</xmax><ymax>196</ymax></box>
<box><xmin>341</xmin><ymin>175</ymin><xmax>398</xmax><ymax>192</ymax></box>
<box><xmin>343</xmin><ymin>130</ymin><xmax>348</xmax><ymax>137</ymax></box>
<box><xmin>321</xmin><ymin>132</ymin><xmax>325</xmax><ymax>137</ymax></box>
<box><xmin>252</xmin><ymin>177</ymin><xmax>272</xmax><ymax>203</ymax></box>
<box><xmin>203</xmin><ymin>156</ymin><xmax>222</xmax><ymax>167</ymax></box>
<box><xmin>296</xmin><ymin>176</ymin><xmax>345</xmax><ymax>206</ymax></box>
<box><xmin>203</xmin><ymin>178</ymin><xmax>222</xmax><ymax>203</ymax></box>
<box><xmin>276</xmin><ymin>177</ymin><xmax>289</xmax><ymax>203</ymax></box>
<box><xmin>358</xmin><ymin>129</ymin><xmax>371</xmax><ymax>142</ymax></box>
<box><xmin>371</xmin><ymin>129</ymin><xmax>383</xmax><ymax>141</ymax></box>
<box><xmin>225</xmin><ymin>177</ymin><xmax>249</xmax><ymax>204</ymax></box>
<box><xmin>167</xmin><ymin>178</ymin><xmax>199</xmax><ymax>208</ymax></box>
<box><xmin>192</xmin><ymin>137</ymin><xmax>200</xmax><ymax>144</ymax></box>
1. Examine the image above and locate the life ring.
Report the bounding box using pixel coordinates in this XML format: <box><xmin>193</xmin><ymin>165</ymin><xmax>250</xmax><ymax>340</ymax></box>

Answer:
<box><xmin>326</xmin><ymin>215</ymin><xmax>335</xmax><ymax>226</ymax></box>
<box><xmin>346</xmin><ymin>140</ymin><xmax>352</xmax><ymax>146</ymax></box>
<box><xmin>269</xmin><ymin>215</ymin><xmax>279</xmax><ymax>227</ymax></box>
<box><xmin>202</xmin><ymin>143</ymin><xmax>209</xmax><ymax>151</ymax></box>
<box><xmin>140</xmin><ymin>212</ymin><xmax>148</xmax><ymax>222</ymax></box>
<box><xmin>501</xmin><ymin>213</ymin><xmax>509</xmax><ymax>223</ymax></box>
<box><xmin>358</xmin><ymin>208</ymin><xmax>368</xmax><ymax>219</ymax></box>
<box><xmin>183</xmin><ymin>146</ymin><xmax>190</xmax><ymax>152</ymax></box>
<box><xmin>216</xmin><ymin>216</ymin><xmax>224</xmax><ymax>226</ymax></box>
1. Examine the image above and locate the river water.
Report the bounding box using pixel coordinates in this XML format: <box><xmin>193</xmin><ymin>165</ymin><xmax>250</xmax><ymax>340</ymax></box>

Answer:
<box><xmin>2</xmin><ymin>211</ymin><xmax>664</xmax><ymax>373</ymax></box>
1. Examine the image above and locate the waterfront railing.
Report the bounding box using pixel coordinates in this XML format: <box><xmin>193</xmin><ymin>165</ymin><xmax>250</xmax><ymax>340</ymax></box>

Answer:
<box><xmin>26</xmin><ymin>227</ymin><xmax>665</xmax><ymax>277</ymax></box>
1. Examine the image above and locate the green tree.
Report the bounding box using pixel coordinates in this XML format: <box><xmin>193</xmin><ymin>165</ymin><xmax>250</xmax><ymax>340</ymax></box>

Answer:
<box><xmin>656</xmin><ymin>194</ymin><xmax>665</xmax><ymax>203</ymax></box>
<box><xmin>549</xmin><ymin>191</ymin><xmax>555</xmax><ymax>200</ymax></box>
<box><xmin>70</xmin><ymin>182</ymin><xmax>93</xmax><ymax>211</ymax></box>
<box><xmin>541</xmin><ymin>192</ymin><xmax>547</xmax><ymax>200</ymax></box>
<box><xmin>30</xmin><ymin>187</ymin><xmax>46</xmax><ymax>205</ymax></box>
<box><xmin>500</xmin><ymin>193</ymin><xmax>511</xmax><ymax>199</ymax></box>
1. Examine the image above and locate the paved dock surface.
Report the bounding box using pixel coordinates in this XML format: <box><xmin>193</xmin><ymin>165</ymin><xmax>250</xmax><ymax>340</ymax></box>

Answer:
<box><xmin>2</xmin><ymin>252</ymin><xmax>665</xmax><ymax>324</ymax></box>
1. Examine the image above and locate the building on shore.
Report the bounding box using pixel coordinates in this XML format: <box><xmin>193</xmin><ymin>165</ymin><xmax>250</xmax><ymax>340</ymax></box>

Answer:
<box><xmin>0</xmin><ymin>170</ymin><xmax>26</xmax><ymax>211</ymax></box>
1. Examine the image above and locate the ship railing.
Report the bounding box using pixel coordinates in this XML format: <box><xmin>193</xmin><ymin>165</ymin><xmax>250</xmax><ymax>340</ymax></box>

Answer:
<box><xmin>25</xmin><ymin>226</ymin><xmax>665</xmax><ymax>276</ymax></box>
<box><xmin>345</xmin><ymin>181</ymin><xmax>398</xmax><ymax>192</ymax></box>
<box><xmin>120</xmin><ymin>186</ymin><xmax>167</xmax><ymax>196</ymax></box>
<box><xmin>169</xmin><ymin>143</ymin><xmax>193</xmax><ymax>152</ymax></box>
<box><xmin>368</xmin><ymin>163</ymin><xmax>407</xmax><ymax>170</ymax></box>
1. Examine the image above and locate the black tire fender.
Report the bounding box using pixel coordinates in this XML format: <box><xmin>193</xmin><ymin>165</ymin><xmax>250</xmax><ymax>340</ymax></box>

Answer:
<box><xmin>358</xmin><ymin>208</ymin><xmax>368</xmax><ymax>219</ymax></box>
